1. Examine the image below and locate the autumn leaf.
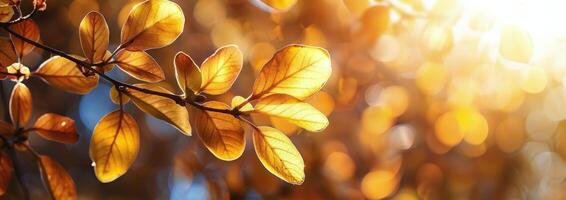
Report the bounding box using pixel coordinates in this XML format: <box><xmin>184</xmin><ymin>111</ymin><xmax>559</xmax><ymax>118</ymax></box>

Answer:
<box><xmin>79</xmin><ymin>11</ymin><xmax>109</xmax><ymax>63</ymax></box>
<box><xmin>115</xmin><ymin>50</ymin><xmax>165</xmax><ymax>83</ymax></box>
<box><xmin>0</xmin><ymin>121</ymin><xmax>13</xmax><ymax>135</ymax></box>
<box><xmin>199</xmin><ymin>45</ymin><xmax>243</xmax><ymax>95</ymax></box>
<box><xmin>231</xmin><ymin>96</ymin><xmax>253</xmax><ymax>112</ymax></box>
<box><xmin>9</xmin><ymin>19</ymin><xmax>40</xmax><ymax>58</ymax></box>
<box><xmin>0</xmin><ymin>37</ymin><xmax>16</xmax><ymax>67</ymax></box>
<box><xmin>253</xmin><ymin>126</ymin><xmax>304</xmax><ymax>184</ymax></box>
<box><xmin>0</xmin><ymin>152</ymin><xmax>12</xmax><ymax>196</ymax></box>
<box><xmin>35</xmin><ymin>56</ymin><xmax>99</xmax><ymax>94</ymax></box>
<box><xmin>174</xmin><ymin>51</ymin><xmax>201</xmax><ymax>94</ymax></box>
<box><xmin>120</xmin><ymin>0</ymin><xmax>185</xmax><ymax>50</ymax></box>
<box><xmin>260</xmin><ymin>0</ymin><xmax>298</xmax><ymax>11</ymax></box>
<box><xmin>90</xmin><ymin>110</ymin><xmax>139</xmax><ymax>183</ymax></box>
<box><xmin>252</xmin><ymin>45</ymin><xmax>332</xmax><ymax>100</ymax></box>
<box><xmin>109</xmin><ymin>86</ymin><xmax>130</xmax><ymax>105</ymax></box>
<box><xmin>38</xmin><ymin>156</ymin><xmax>77</xmax><ymax>200</ymax></box>
<box><xmin>500</xmin><ymin>25</ymin><xmax>533</xmax><ymax>63</ymax></box>
<box><xmin>255</xmin><ymin>94</ymin><xmax>328</xmax><ymax>132</ymax></box>
<box><xmin>33</xmin><ymin>113</ymin><xmax>78</xmax><ymax>144</ymax></box>
<box><xmin>125</xmin><ymin>84</ymin><xmax>191</xmax><ymax>135</ymax></box>
<box><xmin>192</xmin><ymin>101</ymin><xmax>245</xmax><ymax>161</ymax></box>
<box><xmin>0</xmin><ymin>0</ymin><xmax>18</xmax><ymax>6</ymax></box>
<box><xmin>10</xmin><ymin>83</ymin><xmax>32</xmax><ymax>127</ymax></box>
<box><xmin>0</xmin><ymin>7</ymin><xmax>13</xmax><ymax>24</ymax></box>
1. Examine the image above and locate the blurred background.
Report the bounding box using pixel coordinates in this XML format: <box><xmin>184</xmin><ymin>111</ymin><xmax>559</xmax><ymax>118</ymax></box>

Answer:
<box><xmin>1</xmin><ymin>0</ymin><xmax>566</xmax><ymax>199</ymax></box>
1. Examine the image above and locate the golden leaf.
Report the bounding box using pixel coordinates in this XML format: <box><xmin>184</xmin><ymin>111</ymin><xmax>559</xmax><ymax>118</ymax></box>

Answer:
<box><xmin>255</xmin><ymin>94</ymin><xmax>328</xmax><ymax>132</ymax></box>
<box><xmin>260</xmin><ymin>0</ymin><xmax>298</xmax><ymax>11</ymax></box>
<box><xmin>10</xmin><ymin>83</ymin><xmax>32</xmax><ymax>127</ymax></box>
<box><xmin>35</xmin><ymin>56</ymin><xmax>99</xmax><ymax>94</ymax></box>
<box><xmin>125</xmin><ymin>84</ymin><xmax>191</xmax><ymax>135</ymax></box>
<box><xmin>90</xmin><ymin>110</ymin><xmax>139</xmax><ymax>183</ymax></box>
<box><xmin>193</xmin><ymin>101</ymin><xmax>245</xmax><ymax>161</ymax></box>
<box><xmin>0</xmin><ymin>37</ymin><xmax>16</xmax><ymax>67</ymax></box>
<box><xmin>252</xmin><ymin>45</ymin><xmax>332</xmax><ymax>100</ymax></box>
<box><xmin>231</xmin><ymin>96</ymin><xmax>253</xmax><ymax>112</ymax></box>
<box><xmin>0</xmin><ymin>6</ymin><xmax>13</xmax><ymax>24</ymax></box>
<box><xmin>38</xmin><ymin>156</ymin><xmax>77</xmax><ymax>200</ymax></box>
<box><xmin>500</xmin><ymin>25</ymin><xmax>533</xmax><ymax>63</ymax></box>
<box><xmin>79</xmin><ymin>11</ymin><xmax>109</xmax><ymax>63</ymax></box>
<box><xmin>0</xmin><ymin>121</ymin><xmax>13</xmax><ymax>135</ymax></box>
<box><xmin>120</xmin><ymin>0</ymin><xmax>185</xmax><ymax>50</ymax></box>
<box><xmin>174</xmin><ymin>51</ymin><xmax>201</xmax><ymax>94</ymax></box>
<box><xmin>0</xmin><ymin>152</ymin><xmax>12</xmax><ymax>196</ymax></box>
<box><xmin>115</xmin><ymin>50</ymin><xmax>165</xmax><ymax>83</ymax></box>
<box><xmin>0</xmin><ymin>0</ymin><xmax>18</xmax><ymax>6</ymax></box>
<box><xmin>199</xmin><ymin>45</ymin><xmax>243</xmax><ymax>95</ymax></box>
<box><xmin>109</xmin><ymin>86</ymin><xmax>130</xmax><ymax>105</ymax></box>
<box><xmin>33</xmin><ymin>113</ymin><xmax>78</xmax><ymax>144</ymax></box>
<box><xmin>252</xmin><ymin>126</ymin><xmax>304</xmax><ymax>184</ymax></box>
<box><xmin>9</xmin><ymin>19</ymin><xmax>40</xmax><ymax>57</ymax></box>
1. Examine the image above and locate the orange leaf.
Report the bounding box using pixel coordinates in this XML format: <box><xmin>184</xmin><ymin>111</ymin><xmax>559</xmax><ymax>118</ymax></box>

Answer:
<box><xmin>0</xmin><ymin>37</ymin><xmax>16</xmax><ymax>67</ymax></box>
<box><xmin>35</xmin><ymin>56</ymin><xmax>99</xmax><ymax>94</ymax></box>
<box><xmin>0</xmin><ymin>5</ymin><xmax>14</xmax><ymax>23</ymax></box>
<box><xmin>109</xmin><ymin>86</ymin><xmax>130</xmax><ymax>105</ymax></box>
<box><xmin>199</xmin><ymin>45</ymin><xmax>243</xmax><ymax>95</ymax></box>
<box><xmin>39</xmin><ymin>156</ymin><xmax>77</xmax><ymax>200</ymax></box>
<box><xmin>9</xmin><ymin>83</ymin><xmax>32</xmax><ymax>127</ymax></box>
<box><xmin>174</xmin><ymin>51</ymin><xmax>201</xmax><ymax>94</ymax></box>
<box><xmin>0</xmin><ymin>152</ymin><xmax>12</xmax><ymax>196</ymax></box>
<box><xmin>115</xmin><ymin>50</ymin><xmax>165</xmax><ymax>83</ymax></box>
<box><xmin>33</xmin><ymin>113</ymin><xmax>78</xmax><ymax>144</ymax></box>
<box><xmin>9</xmin><ymin>19</ymin><xmax>40</xmax><ymax>57</ymax></box>
<box><xmin>79</xmin><ymin>11</ymin><xmax>109</xmax><ymax>63</ymax></box>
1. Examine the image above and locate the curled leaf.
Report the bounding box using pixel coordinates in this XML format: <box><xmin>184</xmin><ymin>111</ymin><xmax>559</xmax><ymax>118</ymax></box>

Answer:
<box><xmin>193</xmin><ymin>101</ymin><xmax>245</xmax><ymax>161</ymax></box>
<box><xmin>35</xmin><ymin>56</ymin><xmax>99</xmax><ymax>94</ymax></box>
<box><xmin>252</xmin><ymin>45</ymin><xmax>332</xmax><ymax>100</ymax></box>
<box><xmin>33</xmin><ymin>113</ymin><xmax>78</xmax><ymax>144</ymax></box>
<box><xmin>0</xmin><ymin>152</ymin><xmax>12</xmax><ymax>196</ymax></box>
<box><xmin>109</xmin><ymin>86</ymin><xmax>130</xmax><ymax>105</ymax></box>
<box><xmin>255</xmin><ymin>94</ymin><xmax>328</xmax><ymax>132</ymax></box>
<box><xmin>231</xmin><ymin>96</ymin><xmax>253</xmax><ymax>112</ymax></box>
<box><xmin>125</xmin><ymin>84</ymin><xmax>191</xmax><ymax>135</ymax></box>
<box><xmin>38</xmin><ymin>156</ymin><xmax>77</xmax><ymax>200</ymax></box>
<box><xmin>174</xmin><ymin>51</ymin><xmax>201</xmax><ymax>94</ymax></box>
<box><xmin>120</xmin><ymin>0</ymin><xmax>185</xmax><ymax>50</ymax></box>
<box><xmin>79</xmin><ymin>11</ymin><xmax>109</xmax><ymax>63</ymax></box>
<box><xmin>90</xmin><ymin>110</ymin><xmax>139</xmax><ymax>183</ymax></box>
<box><xmin>199</xmin><ymin>45</ymin><xmax>243</xmax><ymax>95</ymax></box>
<box><xmin>10</xmin><ymin>83</ymin><xmax>32</xmax><ymax>127</ymax></box>
<box><xmin>115</xmin><ymin>50</ymin><xmax>165</xmax><ymax>83</ymax></box>
<box><xmin>253</xmin><ymin>126</ymin><xmax>304</xmax><ymax>184</ymax></box>
<box><xmin>9</xmin><ymin>19</ymin><xmax>40</xmax><ymax>57</ymax></box>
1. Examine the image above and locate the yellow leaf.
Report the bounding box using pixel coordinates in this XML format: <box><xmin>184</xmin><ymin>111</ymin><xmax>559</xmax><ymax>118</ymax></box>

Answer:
<box><xmin>120</xmin><ymin>0</ymin><xmax>185</xmax><ymax>50</ymax></box>
<box><xmin>0</xmin><ymin>37</ymin><xmax>16</xmax><ymax>67</ymax></box>
<box><xmin>252</xmin><ymin>126</ymin><xmax>304</xmax><ymax>184</ymax></box>
<box><xmin>9</xmin><ymin>19</ymin><xmax>40</xmax><ymax>57</ymax></box>
<box><xmin>174</xmin><ymin>51</ymin><xmax>201</xmax><ymax>94</ymax></box>
<box><xmin>0</xmin><ymin>5</ymin><xmax>14</xmax><ymax>23</ymax></box>
<box><xmin>0</xmin><ymin>152</ymin><xmax>12</xmax><ymax>196</ymax></box>
<box><xmin>500</xmin><ymin>25</ymin><xmax>533</xmax><ymax>63</ymax></box>
<box><xmin>38</xmin><ymin>156</ymin><xmax>77</xmax><ymax>200</ymax></box>
<box><xmin>252</xmin><ymin>45</ymin><xmax>332</xmax><ymax>101</ymax></box>
<box><xmin>79</xmin><ymin>11</ymin><xmax>109</xmax><ymax>63</ymax></box>
<box><xmin>199</xmin><ymin>45</ymin><xmax>243</xmax><ymax>95</ymax></box>
<box><xmin>260</xmin><ymin>0</ymin><xmax>298</xmax><ymax>11</ymax></box>
<box><xmin>255</xmin><ymin>94</ymin><xmax>328</xmax><ymax>132</ymax></box>
<box><xmin>231</xmin><ymin>96</ymin><xmax>253</xmax><ymax>112</ymax></box>
<box><xmin>125</xmin><ymin>84</ymin><xmax>191</xmax><ymax>135</ymax></box>
<box><xmin>10</xmin><ymin>83</ymin><xmax>32</xmax><ymax>127</ymax></box>
<box><xmin>193</xmin><ymin>101</ymin><xmax>245</xmax><ymax>161</ymax></box>
<box><xmin>35</xmin><ymin>56</ymin><xmax>99</xmax><ymax>94</ymax></box>
<box><xmin>90</xmin><ymin>110</ymin><xmax>139</xmax><ymax>183</ymax></box>
<box><xmin>115</xmin><ymin>50</ymin><xmax>165</xmax><ymax>83</ymax></box>
<box><xmin>33</xmin><ymin>113</ymin><xmax>78</xmax><ymax>144</ymax></box>
<box><xmin>109</xmin><ymin>86</ymin><xmax>130</xmax><ymax>105</ymax></box>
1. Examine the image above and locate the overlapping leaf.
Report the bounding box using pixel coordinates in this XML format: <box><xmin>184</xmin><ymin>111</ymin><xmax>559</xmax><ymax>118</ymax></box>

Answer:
<box><xmin>252</xmin><ymin>45</ymin><xmax>332</xmax><ymax>100</ymax></box>
<box><xmin>35</xmin><ymin>56</ymin><xmax>99</xmax><ymax>94</ymax></box>
<box><xmin>115</xmin><ymin>50</ymin><xmax>165</xmax><ymax>83</ymax></box>
<box><xmin>109</xmin><ymin>86</ymin><xmax>130</xmax><ymax>105</ymax></box>
<box><xmin>9</xmin><ymin>19</ymin><xmax>40</xmax><ymax>57</ymax></box>
<box><xmin>90</xmin><ymin>110</ymin><xmax>139</xmax><ymax>183</ymax></box>
<box><xmin>33</xmin><ymin>113</ymin><xmax>78</xmax><ymax>144</ymax></box>
<box><xmin>79</xmin><ymin>11</ymin><xmax>109</xmax><ymax>63</ymax></box>
<box><xmin>193</xmin><ymin>101</ymin><xmax>245</xmax><ymax>161</ymax></box>
<box><xmin>199</xmin><ymin>45</ymin><xmax>243</xmax><ymax>95</ymax></box>
<box><xmin>255</xmin><ymin>94</ymin><xmax>328</xmax><ymax>132</ymax></box>
<box><xmin>121</xmin><ymin>0</ymin><xmax>185</xmax><ymax>50</ymax></box>
<box><xmin>0</xmin><ymin>152</ymin><xmax>12</xmax><ymax>196</ymax></box>
<box><xmin>253</xmin><ymin>126</ymin><xmax>304</xmax><ymax>184</ymax></box>
<box><xmin>10</xmin><ymin>83</ymin><xmax>32</xmax><ymax>127</ymax></box>
<box><xmin>125</xmin><ymin>84</ymin><xmax>191</xmax><ymax>135</ymax></box>
<box><xmin>38</xmin><ymin>156</ymin><xmax>77</xmax><ymax>200</ymax></box>
<box><xmin>231</xmin><ymin>96</ymin><xmax>253</xmax><ymax>112</ymax></box>
<box><xmin>174</xmin><ymin>52</ymin><xmax>201</xmax><ymax>94</ymax></box>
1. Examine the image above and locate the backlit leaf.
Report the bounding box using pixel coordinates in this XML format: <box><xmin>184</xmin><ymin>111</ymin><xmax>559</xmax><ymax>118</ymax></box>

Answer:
<box><xmin>33</xmin><ymin>113</ymin><xmax>78</xmax><ymax>144</ymax></box>
<box><xmin>0</xmin><ymin>37</ymin><xmax>16</xmax><ymax>67</ymax></box>
<box><xmin>252</xmin><ymin>45</ymin><xmax>331</xmax><ymax>100</ymax></box>
<box><xmin>9</xmin><ymin>83</ymin><xmax>32</xmax><ymax>127</ymax></box>
<box><xmin>255</xmin><ymin>94</ymin><xmax>328</xmax><ymax>132</ymax></box>
<box><xmin>174</xmin><ymin>51</ymin><xmax>201</xmax><ymax>94</ymax></box>
<box><xmin>231</xmin><ymin>96</ymin><xmax>253</xmax><ymax>112</ymax></box>
<box><xmin>90</xmin><ymin>110</ymin><xmax>139</xmax><ymax>183</ymax></box>
<box><xmin>35</xmin><ymin>56</ymin><xmax>99</xmax><ymax>94</ymax></box>
<box><xmin>260</xmin><ymin>0</ymin><xmax>298</xmax><ymax>11</ymax></box>
<box><xmin>0</xmin><ymin>6</ymin><xmax>13</xmax><ymax>23</ymax></box>
<box><xmin>253</xmin><ymin>126</ymin><xmax>304</xmax><ymax>184</ymax></box>
<box><xmin>193</xmin><ymin>101</ymin><xmax>245</xmax><ymax>161</ymax></box>
<box><xmin>9</xmin><ymin>19</ymin><xmax>40</xmax><ymax>57</ymax></box>
<box><xmin>38</xmin><ymin>156</ymin><xmax>77</xmax><ymax>200</ymax></box>
<box><xmin>199</xmin><ymin>45</ymin><xmax>243</xmax><ymax>95</ymax></box>
<box><xmin>120</xmin><ymin>0</ymin><xmax>185</xmax><ymax>50</ymax></box>
<box><xmin>79</xmin><ymin>11</ymin><xmax>109</xmax><ymax>63</ymax></box>
<box><xmin>500</xmin><ymin>25</ymin><xmax>533</xmax><ymax>63</ymax></box>
<box><xmin>0</xmin><ymin>152</ymin><xmax>12</xmax><ymax>196</ymax></box>
<box><xmin>125</xmin><ymin>84</ymin><xmax>191</xmax><ymax>135</ymax></box>
<box><xmin>109</xmin><ymin>86</ymin><xmax>130</xmax><ymax>105</ymax></box>
<box><xmin>115</xmin><ymin>50</ymin><xmax>165</xmax><ymax>83</ymax></box>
